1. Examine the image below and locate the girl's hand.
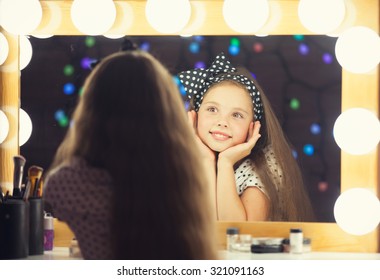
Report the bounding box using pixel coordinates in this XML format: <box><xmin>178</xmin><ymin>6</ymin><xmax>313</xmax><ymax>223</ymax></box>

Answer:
<box><xmin>188</xmin><ymin>110</ymin><xmax>216</xmax><ymax>162</ymax></box>
<box><xmin>219</xmin><ymin>121</ymin><xmax>261</xmax><ymax>165</ymax></box>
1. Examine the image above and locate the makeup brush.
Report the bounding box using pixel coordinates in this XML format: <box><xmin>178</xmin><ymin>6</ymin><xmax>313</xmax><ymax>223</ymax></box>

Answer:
<box><xmin>28</xmin><ymin>165</ymin><xmax>44</xmax><ymax>198</ymax></box>
<box><xmin>13</xmin><ymin>155</ymin><xmax>26</xmax><ymax>198</ymax></box>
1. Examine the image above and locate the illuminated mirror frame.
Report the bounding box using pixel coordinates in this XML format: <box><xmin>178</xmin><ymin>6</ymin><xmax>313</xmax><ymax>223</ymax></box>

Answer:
<box><xmin>0</xmin><ymin>0</ymin><xmax>378</xmax><ymax>252</ymax></box>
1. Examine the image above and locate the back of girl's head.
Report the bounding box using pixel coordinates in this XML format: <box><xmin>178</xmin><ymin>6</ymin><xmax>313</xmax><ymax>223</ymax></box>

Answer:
<box><xmin>54</xmin><ymin>50</ymin><xmax>217</xmax><ymax>259</ymax></box>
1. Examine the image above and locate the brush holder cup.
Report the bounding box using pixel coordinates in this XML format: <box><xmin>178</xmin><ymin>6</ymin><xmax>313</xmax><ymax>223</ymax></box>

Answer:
<box><xmin>29</xmin><ymin>198</ymin><xmax>44</xmax><ymax>255</ymax></box>
<box><xmin>0</xmin><ymin>199</ymin><xmax>29</xmax><ymax>259</ymax></box>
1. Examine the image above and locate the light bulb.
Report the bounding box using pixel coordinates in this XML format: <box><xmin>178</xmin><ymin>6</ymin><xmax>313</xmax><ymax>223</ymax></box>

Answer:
<box><xmin>298</xmin><ymin>0</ymin><xmax>345</xmax><ymax>34</ymax></box>
<box><xmin>19</xmin><ymin>108</ymin><xmax>32</xmax><ymax>146</ymax></box>
<box><xmin>333</xmin><ymin>108</ymin><xmax>380</xmax><ymax>155</ymax></box>
<box><xmin>71</xmin><ymin>0</ymin><xmax>116</xmax><ymax>35</ymax></box>
<box><xmin>334</xmin><ymin>188</ymin><xmax>380</xmax><ymax>235</ymax></box>
<box><xmin>223</xmin><ymin>0</ymin><xmax>269</xmax><ymax>34</ymax></box>
<box><xmin>145</xmin><ymin>0</ymin><xmax>191</xmax><ymax>34</ymax></box>
<box><xmin>20</xmin><ymin>36</ymin><xmax>33</xmax><ymax>70</ymax></box>
<box><xmin>0</xmin><ymin>33</ymin><xmax>9</xmax><ymax>65</ymax></box>
<box><xmin>0</xmin><ymin>110</ymin><xmax>9</xmax><ymax>144</ymax></box>
<box><xmin>335</xmin><ymin>26</ymin><xmax>380</xmax><ymax>74</ymax></box>
<box><xmin>0</xmin><ymin>0</ymin><xmax>42</xmax><ymax>35</ymax></box>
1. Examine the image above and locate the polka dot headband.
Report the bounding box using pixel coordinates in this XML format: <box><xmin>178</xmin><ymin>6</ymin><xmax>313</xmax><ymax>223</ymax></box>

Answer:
<box><xmin>178</xmin><ymin>53</ymin><xmax>263</xmax><ymax>121</ymax></box>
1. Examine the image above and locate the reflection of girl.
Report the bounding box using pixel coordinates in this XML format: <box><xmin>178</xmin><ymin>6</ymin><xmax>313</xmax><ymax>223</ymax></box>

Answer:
<box><xmin>179</xmin><ymin>53</ymin><xmax>314</xmax><ymax>222</ymax></box>
<box><xmin>44</xmin><ymin>45</ymin><xmax>217</xmax><ymax>259</ymax></box>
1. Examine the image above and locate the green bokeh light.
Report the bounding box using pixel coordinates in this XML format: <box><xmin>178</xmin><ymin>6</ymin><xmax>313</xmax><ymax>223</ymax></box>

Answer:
<box><xmin>58</xmin><ymin>116</ymin><xmax>69</xmax><ymax>127</ymax></box>
<box><xmin>293</xmin><ymin>35</ymin><xmax>304</xmax><ymax>41</ymax></box>
<box><xmin>63</xmin><ymin>64</ymin><xmax>74</xmax><ymax>76</ymax></box>
<box><xmin>85</xmin><ymin>36</ymin><xmax>96</xmax><ymax>48</ymax></box>
<box><xmin>230</xmin><ymin>37</ymin><xmax>240</xmax><ymax>46</ymax></box>
<box><xmin>289</xmin><ymin>98</ymin><xmax>300</xmax><ymax>110</ymax></box>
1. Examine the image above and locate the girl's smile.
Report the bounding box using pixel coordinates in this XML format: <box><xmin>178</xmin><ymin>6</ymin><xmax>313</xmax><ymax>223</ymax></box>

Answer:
<box><xmin>197</xmin><ymin>82</ymin><xmax>254</xmax><ymax>152</ymax></box>
<box><xmin>210</xmin><ymin>130</ymin><xmax>232</xmax><ymax>141</ymax></box>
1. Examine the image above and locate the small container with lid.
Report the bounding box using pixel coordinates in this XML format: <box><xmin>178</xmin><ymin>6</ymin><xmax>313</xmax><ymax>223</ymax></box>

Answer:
<box><xmin>289</xmin><ymin>228</ymin><xmax>303</xmax><ymax>254</ymax></box>
<box><xmin>282</xmin><ymin>237</ymin><xmax>311</xmax><ymax>253</ymax></box>
<box><xmin>43</xmin><ymin>212</ymin><xmax>54</xmax><ymax>251</ymax></box>
<box><xmin>226</xmin><ymin>227</ymin><xmax>239</xmax><ymax>252</ymax></box>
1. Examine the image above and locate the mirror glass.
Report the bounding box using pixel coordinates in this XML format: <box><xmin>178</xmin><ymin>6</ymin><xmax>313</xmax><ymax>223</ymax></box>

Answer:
<box><xmin>20</xmin><ymin>35</ymin><xmax>341</xmax><ymax>222</ymax></box>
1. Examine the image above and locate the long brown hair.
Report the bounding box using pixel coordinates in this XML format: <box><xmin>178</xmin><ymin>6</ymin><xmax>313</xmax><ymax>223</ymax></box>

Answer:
<box><xmin>50</xmin><ymin>51</ymin><xmax>218</xmax><ymax>259</ymax></box>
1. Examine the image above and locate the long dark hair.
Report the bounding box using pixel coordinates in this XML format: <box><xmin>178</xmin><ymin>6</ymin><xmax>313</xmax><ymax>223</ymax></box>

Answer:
<box><xmin>51</xmin><ymin>50</ymin><xmax>217</xmax><ymax>259</ymax></box>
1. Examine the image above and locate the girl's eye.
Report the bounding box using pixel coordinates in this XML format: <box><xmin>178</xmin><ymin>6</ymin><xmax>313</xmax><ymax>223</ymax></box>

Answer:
<box><xmin>206</xmin><ymin>107</ymin><xmax>217</xmax><ymax>112</ymax></box>
<box><xmin>233</xmin><ymin>112</ymin><xmax>243</xmax><ymax>118</ymax></box>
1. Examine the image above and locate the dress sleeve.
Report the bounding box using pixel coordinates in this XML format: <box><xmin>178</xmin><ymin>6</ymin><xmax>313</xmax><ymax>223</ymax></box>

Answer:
<box><xmin>234</xmin><ymin>147</ymin><xmax>283</xmax><ymax>198</ymax></box>
<box><xmin>234</xmin><ymin>159</ymin><xmax>269</xmax><ymax>198</ymax></box>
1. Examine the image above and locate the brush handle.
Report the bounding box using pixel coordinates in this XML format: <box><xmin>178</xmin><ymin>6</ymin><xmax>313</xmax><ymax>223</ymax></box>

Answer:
<box><xmin>13</xmin><ymin>155</ymin><xmax>26</xmax><ymax>197</ymax></box>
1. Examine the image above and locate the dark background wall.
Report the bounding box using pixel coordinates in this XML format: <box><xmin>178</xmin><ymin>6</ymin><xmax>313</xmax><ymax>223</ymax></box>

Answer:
<box><xmin>21</xmin><ymin>35</ymin><xmax>341</xmax><ymax>222</ymax></box>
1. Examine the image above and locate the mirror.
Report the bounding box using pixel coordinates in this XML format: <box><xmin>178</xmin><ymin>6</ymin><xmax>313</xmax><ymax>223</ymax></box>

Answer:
<box><xmin>20</xmin><ymin>34</ymin><xmax>341</xmax><ymax>222</ymax></box>
<box><xmin>1</xmin><ymin>0</ymin><xmax>378</xmax><ymax>252</ymax></box>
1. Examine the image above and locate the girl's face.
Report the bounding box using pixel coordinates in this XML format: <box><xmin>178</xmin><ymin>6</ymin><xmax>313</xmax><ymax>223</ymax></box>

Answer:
<box><xmin>197</xmin><ymin>82</ymin><xmax>254</xmax><ymax>152</ymax></box>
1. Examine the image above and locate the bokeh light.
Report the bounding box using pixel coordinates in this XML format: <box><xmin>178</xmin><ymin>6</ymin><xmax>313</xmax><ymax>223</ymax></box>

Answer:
<box><xmin>303</xmin><ymin>144</ymin><xmax>315</xmax><ymax>156</ymax></box>
<box><xmin>85</xmin><ymin>36</ymin><xmax>96</xmax><ymax>48</ymax></box>
<box><xmin>63</xmin><ymin>83</ymin><xmax>76</xmax><ymax>95</ymax></box>
<box><xmin>63</xmin><ymin>64</ymin><xmax>75</xmax><ymax>76</ymax></box>
<box><xmin>289</xmin><ymin>98</ymin><xmax>300</xmax><ymax>110</ymax></box>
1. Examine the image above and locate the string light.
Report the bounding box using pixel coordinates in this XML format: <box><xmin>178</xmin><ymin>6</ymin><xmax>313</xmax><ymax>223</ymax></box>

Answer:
<box><xmin>298</xmin><ymin>43</ymin><xmax>309</xmax><ymax>55</ymax></box>
<box><xmin>63</xmin><ymin>83</ymin><xmax>76</xmax><ymax>95</ymax></box>
<box><xmin>310</xmin><ymin>123</ymin><xmax>321</xmax><ymax>135</ymax></box>
<box><xmin>253</xmin><ymin>42</ymin><xmax>263</xmax><ymax>53</ymax></box>
<box><xmin>189</xmin><ymin>42</ymin><xmax>200</xmax><ymax>54</ymax></box>
<box><xmin>85</xmin><ymin>36</ymin><xmax>96</xmax><ymax>48</ymax></box>
<box><xmin>322</xmin><ymin>53</ymin><xmax>333</xmax><ymax>64</ymax></box>
<box><xmin>289</xmin><ymin>98</ymin><xmax>300</xmax><ymax>110</ymax></box>
<box><xmin>80</xmin><ymin>57</ymin><xmax>94</xmax><ymax>70</ymax></box>
<box><xmin>194</xmin><ymin>61</ymin><xmax>206</xmax><ymax>69</ymax></box>
<box><xmin>63</xmin><ymin>64</ymin><xmax>75</xmax><ymax>76</ymax></box>
<box><xmin>303</xmin><ymin>144</ymin><xmax>315</xmax><ymax>156</ymax></box>
<box><xmin>54</xmin><ymin>109</ymin><xmax>69</xmax><ymax>127</ymax></box>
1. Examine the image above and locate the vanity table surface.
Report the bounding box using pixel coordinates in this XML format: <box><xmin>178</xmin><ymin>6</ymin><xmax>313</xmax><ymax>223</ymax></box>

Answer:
<box><xmin>23</xmin><ymin>247</ymin><xmax>380</xmax><ymax>260</ymax></box>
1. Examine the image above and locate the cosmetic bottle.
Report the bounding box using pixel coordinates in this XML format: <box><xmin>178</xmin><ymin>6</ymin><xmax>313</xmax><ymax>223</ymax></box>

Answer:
<box><xmin>43</xmin><ymin>212</ymin><xmax>54</xmax><ymax>251</ymax></box>
<box><xmin>289</xmin><ymin>228</ymin><xmax>303</xmax><ymax>254</ymax></box>
<box><xmin>226</xmin><ymin>227</ymin><xmax>239</xmax><ymax>252</ymax></box>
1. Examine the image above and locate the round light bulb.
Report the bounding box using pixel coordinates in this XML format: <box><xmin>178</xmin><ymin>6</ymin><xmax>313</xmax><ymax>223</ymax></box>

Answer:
<box><xmin>335</xmin><ymin>26</ymin><xmax>380</xmax><ymax>73</ymax></box>
<box><xmin>71</xmin><ymin>0</ymin><xmax>116</xmax><ymax>35</ymax></box>
<box><xmin>223</xmin><ymin>0</ymin><xmax>269</xmax><ymax>34</ymax></box>
<box><xmin>32</xmin><ymin>34</ymin><xmax>54</xmax><ymax>39</ymax></box>
<box><xmin>334</xmin><ymin>188</ymin><xmax>380</xmax><ymax>235</ymax></box>
<box><xmin>298</xmin><ymin>0</ymin><xmax>345</xmax><ymax>34</ymax></box>
<box><xmin>333</xmin><ymin>108</ymin><xmax>380</xmax><ymax>155</ymax></box>
<box><xmin>20</xmin><ymin>36</ymin><xmax>33</xmax><ymax>70</ymax></box>
<box><xmin>0</xmin><ymin>0</ymin><xmax>42</xmax><ymax>35</ymax></box>
<box><xmin>0</xmin><ymin>33</ymin><xmax>9</xmax><ymax>65</ymax></box>
<box><xmin>0</xmin><ymin>110</ymin><xmax>9</xmax><ymax>144</ymax></box>
<box><xmin>145</xmin><ymin>0</ymin><xmax>191</xmax><ymax>34</ymax></box>
<box><xmin>19</xmin><ymin>108</ymin><xmax>32</xmax><ymax>146</ymax></box>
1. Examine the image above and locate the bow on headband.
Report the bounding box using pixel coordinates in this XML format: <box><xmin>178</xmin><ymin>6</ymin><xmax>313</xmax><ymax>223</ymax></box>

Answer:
<box><xmin>178</xmin><ymin>53</ymin><xmax>263</xmax><ymax>121</ymax></box>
